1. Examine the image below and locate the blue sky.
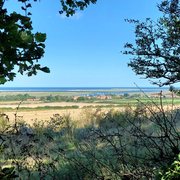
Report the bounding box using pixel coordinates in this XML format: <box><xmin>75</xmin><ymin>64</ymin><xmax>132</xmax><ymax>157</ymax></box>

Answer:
<box><xmin>3</xmin><ymin>0</ymin><xmax>161</xmax><ymax>87</ymax></box>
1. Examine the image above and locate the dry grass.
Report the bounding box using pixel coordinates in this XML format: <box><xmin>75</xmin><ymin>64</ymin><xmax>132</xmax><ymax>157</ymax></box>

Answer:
<box><xmin>0</xmin><ymin>100</ymin><xmax>120</xmax><ymax>126</ymax></box>
<box><xmin>1</xmin><ymin>97</ymin><xmax>178</xmax><ymax>127</ymax></box>
<box><xmin>5</xmin><ymin>109</ymin><xmax>82</xmax><ymax>125</ymax></box>
<box><xmin>0</xmin><ymin>100</ymin><xmax>116</xmax><ymax>126</ymax></box>
<box><xmin>0</xmin><ymin>101</ymin><xmax>112</xmax><ymax>108</ymax></box>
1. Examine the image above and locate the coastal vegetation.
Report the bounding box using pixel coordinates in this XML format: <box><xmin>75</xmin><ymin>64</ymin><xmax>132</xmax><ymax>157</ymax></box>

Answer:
<box><xmin>1</xmin><ymin>91</ymin><xmax>180</xmax><ymax>107</ymax></box>
<box><xmin>0</xmin><ymin>88</ymin><xmax>179</xmax><ymax>179</ymax></box>
<box><xmin>0</xmin><ymin>98</ymin><xmax>180</xmax><ymax>179</ymax></box>
<box><xmin>0</xmin><ymin>0</ymin><xmax>179</xmax><ymax>179</ymax></box>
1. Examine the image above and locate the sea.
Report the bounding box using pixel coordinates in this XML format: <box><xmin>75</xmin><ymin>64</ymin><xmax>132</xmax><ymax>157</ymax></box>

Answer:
<box><xmin>0</xmin><ymin>87</ymin><xmax>169</xmax><ymax>96</ymax></box>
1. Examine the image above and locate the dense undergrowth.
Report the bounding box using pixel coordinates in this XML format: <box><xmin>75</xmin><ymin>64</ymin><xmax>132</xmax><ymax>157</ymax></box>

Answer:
<box><xmin>0</xmin><ymin>98</ymin><xmax>180</xmax><ymax>179</ymax></box>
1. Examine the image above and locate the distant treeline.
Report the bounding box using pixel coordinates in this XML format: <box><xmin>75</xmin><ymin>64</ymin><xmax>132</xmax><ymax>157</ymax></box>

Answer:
<box><xmin>40</xmin><ymin>95</ymin><xmax>74</xmax><ymax>102</ymax></box>
<box><xmin>40</xmin><ymin>95</ymin><xmax>97</xmax><ymax>102</ymax></box>
<box><xmin>0</xmin><ymin>93</ymin><xmax>142</xmax><ymax>102</ymax></box>
<box><xmin>0</xmin><ymin>94</ymin><xmax>35</xmax><ymax>101</ymax></box>
<box><xmin>40</xmin><ymin>94</ymin><xmax>142</xmax><ymax>103</ymax></box>
<box><xmin>0</xmin><ymin>94</ymin><xmax>94</xmax><ymax>102</ymax></box>
<box><xmin>19</xmin><ymin>105</ymin><xmax>79</xmax><ymax>111</ymax></box>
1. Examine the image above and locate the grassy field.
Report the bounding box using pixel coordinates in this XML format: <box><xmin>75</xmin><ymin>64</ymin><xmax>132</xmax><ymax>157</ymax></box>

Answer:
<box><xmin>100</xmin><ymin>97</ymin><xmax>180</xmax><ymax>105</ymax></box>
<box><xmin>0</xmin><ymin>91</ymin><xmax>179</xmax><ymax>179</ymax></box>
<box><xmin>0</xmin><ymin>90</ymin><xmax>179</xmax><ymax>126</ymax></box>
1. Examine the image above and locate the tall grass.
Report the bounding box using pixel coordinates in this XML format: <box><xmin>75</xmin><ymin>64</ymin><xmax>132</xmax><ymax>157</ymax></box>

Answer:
<box><xmin>0</xmin><ymin>96</ymin><xmax>179</xmax><ymax>179</ymax></box>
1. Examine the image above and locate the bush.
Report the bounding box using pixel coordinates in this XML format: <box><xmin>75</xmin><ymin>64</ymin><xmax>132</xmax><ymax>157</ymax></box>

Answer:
<box><xmin>0</xmin><ymin>97</ymin><xmax>179</xmax><ymax>179</ymax></box>
<box><xmin>159</xmin><ymin>154</ymin><xmax>180</xmax><ymax>180</ymax></box>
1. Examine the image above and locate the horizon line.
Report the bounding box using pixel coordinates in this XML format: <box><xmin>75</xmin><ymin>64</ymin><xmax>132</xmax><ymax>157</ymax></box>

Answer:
<box><xmin>0</xmin><ymin>86</ymin><xmax>170</xmax><ymax>88</ymax></box>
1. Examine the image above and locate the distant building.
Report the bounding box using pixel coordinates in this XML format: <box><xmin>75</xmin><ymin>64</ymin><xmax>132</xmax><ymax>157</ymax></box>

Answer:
<box><xmin>73</xmin><ymin>96</ymin><xmax>80</xmax><ymax>101</ymax></box>
<box><xmin>97</xmin><ymin>95</ymin><xmax>112</xmax><ymax>100</ymax></box>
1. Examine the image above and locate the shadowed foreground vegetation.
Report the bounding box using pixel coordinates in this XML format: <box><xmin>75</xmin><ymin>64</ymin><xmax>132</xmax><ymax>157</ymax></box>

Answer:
<box><xmin>0</xmin><ymin>99</ymin><xmax>180</xmax><ymax>179</ymax></box>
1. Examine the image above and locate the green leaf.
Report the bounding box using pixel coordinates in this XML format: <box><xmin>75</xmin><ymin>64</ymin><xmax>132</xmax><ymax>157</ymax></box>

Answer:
<box><xmin>40</xmin><ymin>66</ymin><xmax>50</xmax><ymax>73</ymax></box>
<box><xmin>0</xmin><ymin>77</ymin><xmax>7</xmax><ymax>84</ymax></box>
<box><xmin>20</xmin><ymin>31</ymin><xmax>32</xmax><ymax>42</ymax></box>
<box><xmin>35</xmin><ymin>32</ymin><xmax>46</xmax><ymax>42</ymax></box>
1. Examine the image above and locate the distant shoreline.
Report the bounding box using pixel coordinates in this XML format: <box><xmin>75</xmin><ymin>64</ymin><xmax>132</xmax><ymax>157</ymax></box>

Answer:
<box><xmin>0</xmin><ymin>87</ymin><xmax>168</xmax><ymax>92</ymax></box>
<box><xmin>0</xmin><ymin>87</ymin><xmax>170</xmax><ymax>97</ymax></box>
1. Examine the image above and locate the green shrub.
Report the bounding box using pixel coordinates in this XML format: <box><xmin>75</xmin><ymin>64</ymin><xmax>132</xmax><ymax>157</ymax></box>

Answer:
<box><xmin>159</xmin><ymin>154</ymin><xmax>180</xmax><ymax>180</ymax></box>
<box><xmin>0</xmin><ymin>98</ymin><xmax>179</xmax><ymax>179</ymax></box>
<box><xmin>0</xmin><ymin>113</ymin><xmax>9</xmax><ymax>132</ymax></box>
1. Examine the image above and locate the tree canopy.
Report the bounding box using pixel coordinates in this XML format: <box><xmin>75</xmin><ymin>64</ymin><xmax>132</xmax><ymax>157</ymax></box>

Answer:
<box><xmin>60</xmin><ymin>0</ymin><xmax>97</xmax><ymax>16</ymax></box>
<box><xmin>2</xmin><ymin>0</ymin><xmax>179</xmax><ymax>86</ymax></box>
<box><xmin>124</xmin><ymin>0</ymin><xmax>180</xmax><ymax>86</ymax></box>
<box><xmin>0</xmin><ymin>0</ymin><xmax>50</xmax><ymax>84</ymax></box>
<box><xmin>0</xmin><ymin>0</ymin><xmax>97</xmax><ymax>84</ymax></box>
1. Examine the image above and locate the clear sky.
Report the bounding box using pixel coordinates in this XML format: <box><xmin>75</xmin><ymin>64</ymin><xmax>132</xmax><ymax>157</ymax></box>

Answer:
<box><xmin>3</xmin><ymin>0</ymin><xmax>162</xmax><ymax>87</ymax></box>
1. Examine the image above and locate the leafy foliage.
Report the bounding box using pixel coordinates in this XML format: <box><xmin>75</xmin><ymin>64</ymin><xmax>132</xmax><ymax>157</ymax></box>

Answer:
<box><xmin>0</xmin><ymin>98</ymin><xmax>179</xmax><ymax>179</ymax></box>
<box><xmin>159</xmin><ymin>154</ymin><xmax>180</xmax><ymax>179</ymax></box>
<box><xmin>124</xmin><ymin>0</ymin><xmax>180</xmax><ymax>86</ymax></box>
<box><xmin>0</xmin><ymin>0</ymin><xmax>50</xmax><ymax>84</ymax></box>
<box><xmin>59</xmin><ymin>0</ymin><xmax>97</xmax><ymax>16</ymax></box>
<box><xmin>0</xmin><ymin>0</ymin><xmax>98</xmax><ymax>84</ymax></box>
<box><xmin>0</xmin><ymin>166</ymin><xmax>18</xmax><ymax>179</ymax></box>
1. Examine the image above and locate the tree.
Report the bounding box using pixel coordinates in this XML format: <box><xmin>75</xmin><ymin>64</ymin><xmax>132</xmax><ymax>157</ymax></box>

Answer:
<box><xmin>4</xmin><ymin>0</ymin><xmax>179</xmax><ymax>87</ymax></box>
<box><xmin>124</xmin><ymin>0</ymin><xmax>180</xmax><ymax>86</ymax></box>
<box><xmin>0</xmin><ymin>0</ymin><xmax>50</xmax><ymax>84</ymax></box>
<box><xmin>0</xmin><ymin>0</ymin><xmax>97</xmax><ymax>84</ymax></box>
<box><xmin>60</xmin><ymin>0</ymin><xmax>97</xmax><ymax>16</ymax></box>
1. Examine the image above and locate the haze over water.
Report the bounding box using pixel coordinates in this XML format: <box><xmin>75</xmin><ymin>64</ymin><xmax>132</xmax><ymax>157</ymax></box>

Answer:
<box><xmin>0</xmin><ymin>87</ymin><xmax>169</xmax><ymax>96</ymax></box>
